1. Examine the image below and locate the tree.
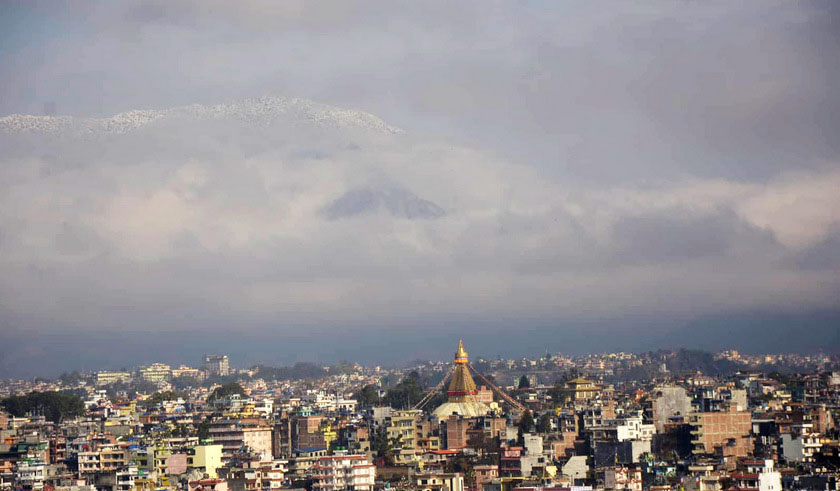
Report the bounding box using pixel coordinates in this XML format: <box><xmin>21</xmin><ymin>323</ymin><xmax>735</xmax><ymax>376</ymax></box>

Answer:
<box><xmin>208</xmin><ymin>382</ymin><xmax>246</xmax><ymax>401</ymax></box>
<box><xmin>196</xmin><ymin>419</ymin><xmax>211</xmax><ymax>441</ymax></box>
<box><xmin>372</xmin><ymin>427</ymin><xmax>402</xmax><ymax>465</ymax></box>
<box><xmin>171</xmin><ymin>376</ymin><xmax>203</xmax><ymax>391</ymax></box>
<box><xmin>536</xmin><ymin>413</ymin><xmax>553</xmax><ymax>433</ymax></box>
<box><xmin>518</xmin><ymin>375</ymin><xmax>531</xmax><ymax>389</ymax></box>
<box><xmin>356</xmin><ymin>385</ymin><xmax>380</xmax><ymax>407</ymax></box>
<box><xmin>59</xmin><ymin>371</ymin><xmax>84</xmax><ymax>385</ymax></box>
<box><xmin>1</xmin><ymin>391</ymin><xmax>85</xmax><ymax>423</ymax></box>
<box><xmin>383</xmin><ymin>372</ymin><xmax>424</xmax><ymax>409</ymax></box>
<box><xmin>144</xmin><ymin>391</ymin><xmax>180</xmax><ymax>407</ymax></box>
<box><xmin>518</xmin><ymin>410</ymin><xmax>535</xmax><ymax>437</ymax></box>
<box><xmin>548</xmin><ymin>383</ymin><xmax>566</xmax><ymax>404</ymax></box>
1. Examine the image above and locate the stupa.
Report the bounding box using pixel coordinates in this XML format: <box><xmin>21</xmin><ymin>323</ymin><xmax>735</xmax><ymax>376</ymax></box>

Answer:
<box><xmin>431</xmin><ymin>340</ymin><xmax>491</xmax><ymax>418</ymax></box>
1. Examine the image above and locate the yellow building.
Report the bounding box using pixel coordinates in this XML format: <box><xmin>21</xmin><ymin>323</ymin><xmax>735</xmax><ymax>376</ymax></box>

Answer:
<box><xmin>564</xmin><ymin>378</ymin><xmax>602</xmax><ymax>401</ymax></box>
<box><xmin>387</xmin><ymin>410</ymin><xmax>423</xmax><ymax>465</ymax></box>
<box><xmin>96</xmin><ymin>371</ymin><xmax>133</xmax><ymax>386</ymax></box>
<box><xmin>188</xmin><ymin>444</ymin><xmax>223</xmax><ymax>478</ymax></box>
<box><xmin>140</xmin><ymin>363</ymin><xmax>172</xmax><ymax>383</ymax></box>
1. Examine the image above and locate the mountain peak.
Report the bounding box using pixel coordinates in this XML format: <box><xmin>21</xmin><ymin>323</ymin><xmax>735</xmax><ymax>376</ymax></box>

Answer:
<box><xmin>0</xmin><ymin>96</ymin><xmax>403</xmax><ymax>137</ymax></box>
<box><xmin>324</xmin><ymin>185</ymin><xmax>446</xmax><ymax>220</ymax></box>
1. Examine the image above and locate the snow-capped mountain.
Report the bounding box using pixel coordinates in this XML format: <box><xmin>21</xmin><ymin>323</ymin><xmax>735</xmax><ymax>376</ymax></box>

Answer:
<box><xmin>0</xmin><ymin>96</ymin><xmax>403</xmax><ymax>137</ymax></box>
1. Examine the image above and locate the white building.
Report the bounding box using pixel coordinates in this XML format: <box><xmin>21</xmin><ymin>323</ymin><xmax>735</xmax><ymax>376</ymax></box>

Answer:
<box><xmin>140</xmin><ymin>363</ymin><xmax>172</xmax><ymax>382</ymax></box>
<box><xmin>615</xmin><ymin>414</ymin><xmax>655</xmax><ymax>442</ymax></box>
<box><xmin>15</xmin><ymin>458</ymin><xmax>46</xmax><ymax>490</ymax></box>
<box><xmin>310</xmin><ymin>454</ymin><xmax>375</xmax><ymax>491</ymax></box>
<box><xmin>781</xmin><ymin>429</ymin><xmax>822</xmax><ymax>463</ymax></box>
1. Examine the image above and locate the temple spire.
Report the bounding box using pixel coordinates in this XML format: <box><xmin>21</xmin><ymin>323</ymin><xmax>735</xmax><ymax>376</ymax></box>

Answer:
<box><xmin>454</xmin><ymin>339</ymin><xmax>468</xmax><ymax>364</ymax></box>
<box><xmin>432</xmin><ymin>338</ymin><xmax>491</xmax><ymax>418</ymax></box>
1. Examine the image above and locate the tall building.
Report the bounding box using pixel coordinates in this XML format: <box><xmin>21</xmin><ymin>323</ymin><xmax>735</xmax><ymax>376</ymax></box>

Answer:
<box><xmin>689</xmin><ymin>406</ymin><xmax>752</xmax><ymax>458</ymax></box>
<box><xmin>310</xmin><ymin>454</ymin><xmax>375</xmax><ymax>491</ymax></box>
<box><xmin>208</xmin><ymin>421</ymin><xmax>272</xmax><ymax>461</ymax></box>
<box><xmin>432</xmin><ymin>340</ymin><xmax>490</xmax><ymax>419</ymax></box>
<box><xmin>204</xmin><ymin>355</ymin><xmax>230</xmax><ymax>377</ymax></box>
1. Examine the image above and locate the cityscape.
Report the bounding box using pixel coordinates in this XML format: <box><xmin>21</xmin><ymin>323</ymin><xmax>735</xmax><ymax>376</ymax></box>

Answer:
<box><xmin>2</xmin><ymin>2</ymin><xmax>840</xmax><ymax>491</ymax></box>
<box><xmin>1</xmin><ymin>342</ymin><xmax>839</xmax><ymax>491</ymax></box>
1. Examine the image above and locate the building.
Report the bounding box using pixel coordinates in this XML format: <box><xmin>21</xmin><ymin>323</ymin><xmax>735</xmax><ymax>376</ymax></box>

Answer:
<box><xmin>564</xmin><ymin>378</ymin><xmax>602</xmax><ymax>402</ymax></box>
<box><xmin>474</xmin><ymin>465</ymin><xmax>498</xmax><ymax>491</ymax></box>
<box><xmin>172</xmin><ymin>366</ymin><xmax>206</xmax><ymax>380</ymax></box>
<box><xmin>432</xmin><ymin>340</ymin><xmax>491</xmax><ymax>419</ymax></box>
<box><xmin>208</xmin><ymin>421</ymin><xmax>273</xmax><ymax>461</ymax></box>
<box><xmin>781</xmin><ymin>430</ymin><xmax>822</xmax><ymax>463</ymax></box>
<box><xmin>14</xmin><ymin>458</ymin><xmax>45</xmax><ymax>490</ymax></box>
<box><xmin>188</xmin><ymin>444</ymin><xmax>223</xmax><ymax>478</ymax></box>
<box><xmin>603</xmin><ymin>466</ymin><xmax>642</xmax><ymax>491</ymax></box>
<box><xmin>414</xmin><ymin>472</ymin><xmax>465</xmax><ymax>491</ymax></box>
<box><xmin>310</xmin><ymin>454</ymin><xmax>375</xmax><ymax>491</ymax></box>
<box><xmin>139</xmin><ymin>363</ymin><xmax>172</xmax><ymax>383</ymax></box>
<box><xmin>651</xmin><ymin>387</ymin><xmax>693</xmax><ymax>433</ymax></box>
<box><xmin>204</xmin><ymin>355</ymin><xmax>230</xmax><ymax>377</ymax></box>
<box><xmin>689</xmin><ymin>406</ymin><xmax>752</xmax><ymax>458</ymax></box>
<box><xmin>95</xmin><ymin>371</ymin><xmax>134</xmax><ymax>386</ymax></box>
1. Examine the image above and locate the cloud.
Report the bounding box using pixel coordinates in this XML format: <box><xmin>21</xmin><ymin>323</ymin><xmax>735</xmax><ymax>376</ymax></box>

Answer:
<box><xmin>1</xmin><ymin>100</ymin><xmax>837</xmax><ymax>339</ymax></box>
<box><xmin>1</xmin><ymin>1</ymin><xmax>839</xmax><ymax>374</ymax></box>
<box><xmin>608</xmin><ymin>207</ymin><xmax>779</xmax><ymax>265</ymax></box>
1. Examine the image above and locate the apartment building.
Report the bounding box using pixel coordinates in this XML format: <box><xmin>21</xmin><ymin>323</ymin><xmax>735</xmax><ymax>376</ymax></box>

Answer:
<box><xmin>310</xmin><ymin>454</ymin><xmax>375</xmax><ymax>491</ymax></box>
<box><xmin>689</xmin><ymin>406</ymin><xmax>752</xmax><ymax>458</ymax></box>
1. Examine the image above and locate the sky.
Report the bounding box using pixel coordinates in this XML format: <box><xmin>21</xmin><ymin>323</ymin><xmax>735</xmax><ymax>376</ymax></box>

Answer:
<box><xmin>1</xmin><ymin>1</ymin><xmax>839</xmax><ymax>377</ymax></box>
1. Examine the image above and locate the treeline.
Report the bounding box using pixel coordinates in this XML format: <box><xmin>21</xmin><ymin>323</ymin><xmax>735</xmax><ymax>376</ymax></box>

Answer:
<box><xmin>1</xmin><ymin>391</ymin><xmax>86</xmax><ymax>423</ymax></box>
<box><xmin>611</xmin><ymin>349</ymin><xmax>741</xmax><ymax>382</ymax></box>
<box><xmin>355</xmin><ymin>371</ymin><xmax>443</xmax><ymax>410</ymax></box>
<box><xmin>253</xmin><ymin>362</ymin><xmax>326</xmax><ymax>381</ymax></box>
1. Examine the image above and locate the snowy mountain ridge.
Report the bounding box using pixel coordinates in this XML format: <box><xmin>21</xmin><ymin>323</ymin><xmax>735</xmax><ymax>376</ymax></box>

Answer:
<box><xmin>0</xmin><ymin>96</ymin><xmax>403</xmax><ymax>137</ymax></box>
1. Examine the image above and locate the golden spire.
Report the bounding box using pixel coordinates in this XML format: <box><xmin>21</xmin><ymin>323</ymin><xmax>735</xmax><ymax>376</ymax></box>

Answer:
<box><xmin>454</xmin><ymin>339</ymin><xmax>468</xmax><ymax>364</ymax></box>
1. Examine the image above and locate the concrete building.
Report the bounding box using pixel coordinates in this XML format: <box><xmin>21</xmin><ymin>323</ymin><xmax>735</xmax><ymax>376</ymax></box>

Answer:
<box><xmin>188</xmin><ymin>444</ymin><xmax>223</xmax><ymax>478</ymax></box>
<box><xmin>689</xmin><ymin>407</ymin><xmax>752</xmax><ymax>458</ymax></box>
<box><xmin>95</xmin><ymin>371</ymin><xmax>133</xmax><ymax>386</ymax></box>
<box><xmin>652</xmin><ymin>387</ymin><xmax>693</xmax><ymax>433</ymax></box>
<box><xmin>310</xmin><ymin>454</ymin><xmax>375</xmax><ymax>491</ymax></box>
<box><xmin>560</xmin><ymin>455</ymin><xmax>588</xmax><ymax>483</ymax></box>
<box><xmin>204</xmin><ymin>355</ymin><xmax>230</xmax><ymax>377</ymax></box>
<box><xmin>139</xmin><ymin>363</ymin><xmax>172</xmax><ymax>383</ymax></box>
<box><xmin>780</xmin><ymin>430</ymin><xmax>822</xmax><ymax>463</ymax></box>
<box><xmin>603</xmin><ymin>466</ymin><xmax>642</xmax><ymax>491</ymax></box>
<box><xmin>14</xmin><ymin>458</ymin><xmax>45</xmax><ymax>490</ymax></box>
<box><xmin>414</xmin><ymin>472</ymin><xmax>465</xmax><ymax>491</ymax></box>
<box><xmin>474</xmin><ymin>465</ymin><xmax>498</xmax><ymax>491</ymax></box>
<box><xmin>208</xmin><ymin>421</ymin><xmax>273</xmax><ymax>461</ymax></box>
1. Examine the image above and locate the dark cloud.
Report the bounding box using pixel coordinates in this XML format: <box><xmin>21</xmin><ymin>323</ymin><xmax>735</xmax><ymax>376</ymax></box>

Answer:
<box><xmin>791</xmin><ymin>231</ymin><xmax>840</xmax><ymax>271</ymax></box>
<box><xmin>609</xmin><ymin>208</ymin><xmax>779</xmax><ymax>265</ymax></box>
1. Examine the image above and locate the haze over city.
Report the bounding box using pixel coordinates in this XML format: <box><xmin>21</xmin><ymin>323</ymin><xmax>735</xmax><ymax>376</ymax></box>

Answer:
<box><xmin>1</xmin><ymin>1</ymin><xmax>840</xmax><ymax>377</ymax></box>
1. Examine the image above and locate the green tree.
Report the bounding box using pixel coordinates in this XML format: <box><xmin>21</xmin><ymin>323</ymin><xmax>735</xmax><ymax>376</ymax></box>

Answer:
<box><xmin>208</xmin><ymin>382</ymin><xmax>246</xmax><ymax>401</ymax></box>
<box><xmin>536</xmin><ymin>413</ymin><xmax>553</xmax><ymax>433</ymax></box>
<box><xmin>59</xmin><ymin>371</ymin><xmax>84</xmax><ymax>385</ymax></box>
<box><xmin>548</xmin><ymin>383</ymin><xmax>566</xmax><ymax>404</ymax></box>
<box><xmin>518</xmin><ymin>375</ymin><xmax>531</xmax><ymax>389</ymax></box>
<box><xmin>372</xmin><ymin>427</ymin><xmax>402</xmax><ymax>465</ymax></box>
<box><xmin>144</xmin><ymin>391</ymin><xmax>181</xmax><ymax>407</ymax></box>
<box><xmin>383</xmin><ymin>372</ymin><xmax>424</xmax><ymax>409</ymax></box>
<box><xmin>196</xmin><ymin>419</ymin><xmax>211</xmax><ymax>441</ymax></box>
<box><xmin>1</xmin><ymin>391</ymin><xmax>86</xmax><ymax>423</ymax></box>
<box><xmin>518</xmin><ymin>410</ymin><xmax>535</xmax><ymax>437</ymax></box>
<box><xmin>356</xmin><ymin>385</ymin><xmax>380</xmax><ymax>407</ymax></box>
